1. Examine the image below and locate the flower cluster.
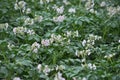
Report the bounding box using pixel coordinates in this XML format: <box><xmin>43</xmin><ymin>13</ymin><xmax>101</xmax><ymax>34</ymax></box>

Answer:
<box><xmin>104</xmin><ymin>53</ymin><xmax>116</xmax><ymax>59</ymax></box>
<box><xmin>75</xmin><ymin>34</ymin><xmax>101</xmax><ymax>57</ymax></box>
<box><xmin>41</xmin><ymin>39</ymin><xmax>51</xmax><ymax>46</ymax></box>
<box><xmin>68</xmin><ymin>8</ymin><xmax>76</xmax><ymax>13</ymax></box>
<box><xmin>64</xmin><ymin>30</ymin><xmax>78</xmax><ymax>37</ymax></box>
<box><xmin>14</xmin><ymin>1</ymin><xmax>31</xmax><ymax>14</ymax></box>
<box><xmin>0</xmin><ymin>23</ymin><xmax>8</xmax><ymax>30</ymax></box>
<box><xmin>75</xmin><ymin>49</ymin><xmax>91</xmax><ymax>57</ymax></box>
<box><xmin>82</xmin><ymin>34</ymin><xmax>101</xmax><ymax>48</ymax></box>
<box><xmin>13</xmin><ymin>26</ymin><xmax>27</xmax><ymax>35</ymax></box>
<box><xmin>55</xmin><ymin>6</ymin><xmax>64</xmax><ymax>14</ymax></box>
<box><xmin>31</xmin><ymin>42</ymin><xmax>40</xmax><ymax>53</ymax></box>
<box><xmin>100</xmin><ymin>1</ymin><xmax>106</xmax><ymax>7</ymax></box>
<box><xmin>13</xmin><ymin>77</ymin><xmax>21</xmax><ymax>80</ymax></box>
<box><xmin>63</xmin><ymin>0</ymin><xmax>70</xmax><ymax>5</ymax></box>
<box><xmin>13</xmin><ymin>26</ymin><xmax>35</xmax><ymax>35</ymax></box>
<box><xmin>40</xmin><ymin>0</ymin><xmax>53</xmax><ymax>4</ymax></box>
<box><xmin>43</xmin><ymin>65</ymin><xmax>51</xmax><ymax>75</ymax></box>
<box><xmin>14</xmin><ymin>1</ymin><xmax>26</xmax><ymax>10</ymax></box>
<box><xmin>85</xmin><ymin>0</ymin><xmax>97</xmax><ymax>14</ymax></box>
<box><xmin>82</xmin><ymin>63</ymin><xmax>96</xmax><ymax>70</ymax></box>
<box><xmin>37</xmin><ymin>64</ymin><xmax>51</xmax><ymax>75</ymax></box>
<box><xmin>53</xmin><ymin>15</ymin><xmax>66</xmax><ymax>22</ymax></box>
<box><xmin>107</xmin><ymin>6</ymin><xmax>120</xmax><ymax>17</ymax></box>
<box><xmin>119</xmin><ymin>40</ymin><xmax>120</xmax><ymax>43</ymax></box>
<box><xmin>54</xmin><ymin>72</ymin><xmax>65</xmax><ymax>80</ymax></box>
<box><xmin>34</xmin><ymin>15</ymin><xmax>43</xmax><ymax>23</ymax></box>
<box><xmin>7</xmin><ymin>43</ymin><xmax>15</xmax><ymax>51</ymax></box>
<box><xmin>24</xmin><ymin>18</ymin><xmax>34</xmax><ymax>25</ymax></box>
<box><xmin>55</xmin><ymin>65</ymin><xmax>65</xmax><ymax>71</ymax></box>
<box><xmin>50</xmin><ymin>34</ymin><xmax>65</xmax><ymax>43</ymax></box>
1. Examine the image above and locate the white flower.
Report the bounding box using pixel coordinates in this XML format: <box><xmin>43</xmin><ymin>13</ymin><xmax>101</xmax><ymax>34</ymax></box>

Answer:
<box><xmin>13</xmin><ymin>28</ymin><xmax>17</xmax><ymax>34</ymax></box>
<box><xmin>88</xmin><ymin>63</ymin><xmax>92</xmax><ymax>69</ymax></box>
<box><xmin>31</xmin><ymin>42</ymin><xmax>40</xmax><ymax>53</ymax></box>
<box><xmin>117</xmin><ymin>6</ymin><xmax>120</xmax><ymax>12</ymax></box>
<box><xmin>119</xmin><ymin>40</ymin><xmax>120</xmax><ymax>43</ymax></box>
<box><xmin>104</xmin><ymin>53</ymin><xmax>116</xmax><ymax>59</ymax></box>
<box><xmin>33</xmin><ymin>48</ymin><xmax>38</xmax><ymax>53</ymax></box>
<box><xmin>109</xmin><ymin>54</ymin><xmax>113</xmax><ymax>58</ymax></box>
<box><xmin>100</xmin><ymin>1</ymin><xmax>106</xmax><ymax>7</ymax></box>
<box><xmin>26</xmin><ymin>8</ymin><xmax>31</xmax><ymax>14</ymax></box>
<box><xmin>24</xmin><ymin>18</ymin><xmax>34</xmax><ymax>25</ymax></box>
<box><xmin>14</xmin><ymin>3</ymin><xmax>19</xmax><ymax>10</ymax></box>
<box><xmin>87</xmin><ymin>63</ymin><xmax>96</xmax><ymax>70</ymax></box>
<box><xmin>54</xmin><ymin>72</ymin><xmax>65</xmax><ymax>80</ymax></box>
<box><xmin>68</xmin><ymin>8</ymin><xmax>76</xmax><ymax>13</ymax></box>
<box><xmin>14</xmin><ymin>1</ymin><xmax>26</xmax><ymax>10</ymax></box>
<box><xmin>18</xmin><ymin>1</ymin><xmax>26</xmax><ymax>9</ymax></box>
<box><xmin>86</xmin><ymin>49</ymin><xmax>91</xmax><ymax>55</ymax></box>
<box><xmin>56</xmin><ymin>35</ymin><xmax>63</xmax><ymax>42</ymax></box>
<box><xmin>56</xmin><ymin>6</ymin><xmax>64</xmax><ymax>14</ymax></box>
<box><xmin>43</xmin><ymin>65</ymin><xmax>50</xmax><ymax>75</ymax></box>
<box><xmin>13</xmin><ymin>27</ymin><xmax>35</xmax><ymax>35</ymax></box>
<box><xmin>66</xmin><ymin>31</ymin><xmax>72</xmax><ymax>37</ymax></box>
<box><xmin>41</xmin><ymin>39</ymin><xmax>50</xmax><ymax>46</ymax></box>
<box><xmin>85</xmin><ymin>0</ymin><xmax>94</xmax><ymax>10</ymax></box>
<box><xmin>0</xmin><ymin>23</ymin><xmax>8</xmax><ymax>30</ymax></box>
<box><xmin>82</xmin><ymin>40</ymin><xmax>86</xmax><ymax>47</ymax></box>
<box><xmin>46</xmin><ymin>0</ymin><xmax>50</xmax><ymax>3</ymax></box>
<box><xmin>53</xmin><ymin>15</ymin><xmax>65</xmax><ymax>22</ymax></box>
<box><xmin>37</xmin><ymin>64</ymin><xmax>42</xmax><ymax>72</ymax></box>
<box><xmin>63</xmin><ymin>0</ymin><xmax>70</xmax><ymax>5</ymax></box>
<box><xmin>13</xmin><ymin>77</ymin><xmax>21</xmax><ymax>80</ymax></box>
<box><xmin>13</xmin><ymin>27</ymin><xmax>27</xmax><ymax>35</ymax></box>
<box><xmin>34</xmin><ymin>16</ymin><xmax>43</xmax><ymax>23</ymax></box>
<box><xmin>40</xmin><ymin>0</ymin><xmax>43</xmax><ymax>4</ymax></box>
<box><xmin>88</xmin><ymin>34</ymin><xmax>101</xmax><ymax>41</ymax></box>
<box><xmin>51</xmin><ymin>34</ymin><xmax>64</xmax><ymax>43</ymax></box>
<box><xmin>67</xmin><ymin>39</ymin><xmax>70</xmax><ymax>44</ymax></box>
<box><xmin>51</xmin><ymin>34</ymin><xmax>56</xmax><ymax>39</ymax></box>
<box><xmin>5</xmin><ymin>23</ymin><xmax>9</xmax><ymax>29</ymax></box>
<box><xmin>49</xmin><ymin>38</ymin><xmax>54</xmax><ymax>43</ymax></box>
<box><xmin>113</xmin><ymin>53</ymin><xmax>116</xmax><ymax>56</ymax></box>
<box><xmin>57</xmin><ymin>15</ymin><xmax>65</xmax><ymax>22</ymax></box>
<box><xmin>82</xmin><ymin>77</ymin><xmax>87</xmax><ymax>80</ymax></box>
<box><xmin>31</xmin><ymin>42</ymin><xmax>40</xmax><ymax>49</ymax></box>
<box><xmin>22</xmin><ymin>7</ymin><xmax>26</xmax><ymax>13</ymax></box>
<box><xmin>74</xmin><ymin>30</ymin><xmax>79</xmax><ymax>37</ymax></box>
<box><xmin>81</xmin><ymin>58</ymin><xmax>86</xmax><ymax>62</ymax></box>
<box><xmin>79</xmin><ymin>51</ymin><xmax>84</xmax><ymax>55</ymax></box>
<box><xmin>92</xmin><ymin>64</ymin><xmax>96</xmax><ymax>70</ymax></box>
<box><xmin>56</xmin><ymin>65</ymin><xmax>65</xmax><ymax>71</ymax></box>
<box><xmin>75</xmin><ymin>50</ymin><xmax>79</xmax><ymax>57</ymax></box>
<box><xmin>52</xmin><ymin>5</ymin><xmax>58</xmax><ymax>9</ymax></box>
<box><xmin>89</xmin><ymin>9</ymin><xmax>94</xmax><ymax>13</ymax></box>
<box><xmin>107</xmin><ymin>6</ymin><xmax>117</xmax><ymax>17</ymax></box>
<box><xmin>73</xmin><ymin>77</ymin><xmax>77</xmax><ymax>80</ymax></box>
<box><xmin>27</xmin><ymin>29</ymin><xmax>35</xmax><ymax>35</ymax></box>
<box><xmin>81</xmin><ymin>64</ymin><xmax>86</xmax><ymax>68</ymax></box>
<box><xmin>7</xmin><ymin>43</ymin><xmax>15</xmax><ymax>50</ymax></box>
<box><xmin>104</xmin><ymin>55</ymin><xmax>107</xmax><ymax>58</ymax></box>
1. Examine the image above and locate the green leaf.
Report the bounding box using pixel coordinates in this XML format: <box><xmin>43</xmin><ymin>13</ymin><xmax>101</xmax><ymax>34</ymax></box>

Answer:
<box><xmin>16</xmin><ymin>59</ymin><xmax>32</xmax><ymax>67</ymax></box>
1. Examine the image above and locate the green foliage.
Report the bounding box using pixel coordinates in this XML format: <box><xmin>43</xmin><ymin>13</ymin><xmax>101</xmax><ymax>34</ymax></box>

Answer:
<box><xmin>0</xmin><ymin>0</ymin><xmax>120</xmax><ymax>80</ymax></box>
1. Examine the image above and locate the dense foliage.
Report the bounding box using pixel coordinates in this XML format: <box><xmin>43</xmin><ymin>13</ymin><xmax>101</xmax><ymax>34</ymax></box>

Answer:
<box><xmin>0</xmin><ymin>0</ymin><xmax>120</xmax><ymax>80</ymax></box>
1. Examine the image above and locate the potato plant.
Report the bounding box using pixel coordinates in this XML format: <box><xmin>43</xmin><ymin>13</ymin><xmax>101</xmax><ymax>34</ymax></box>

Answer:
<box><xmin>0</xmin><ymin>0</ymin><xmax>120</xmax><ymax>80</ymax></box>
